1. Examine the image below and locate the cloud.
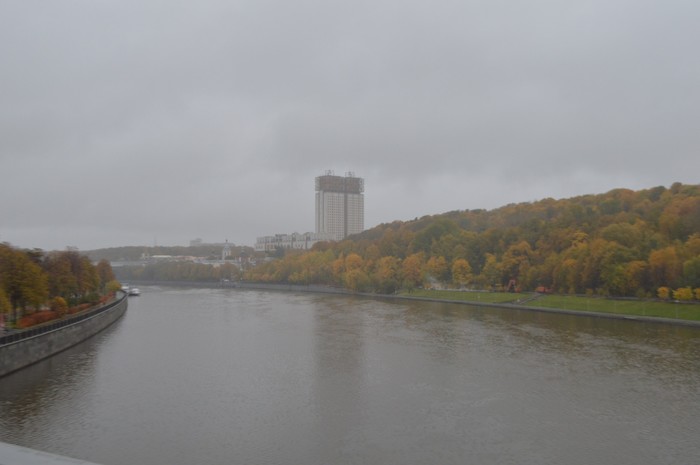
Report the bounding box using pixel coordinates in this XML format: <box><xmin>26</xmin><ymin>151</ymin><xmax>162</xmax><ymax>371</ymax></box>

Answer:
<box><xmin>1</xmin><ymin>0</ymin><xmax>699</xmax><ymax>251</ymax></box>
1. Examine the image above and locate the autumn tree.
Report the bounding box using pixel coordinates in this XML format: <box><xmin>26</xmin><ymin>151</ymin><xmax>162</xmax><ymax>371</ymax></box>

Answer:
<box><xmin>477</xmin><ymin>254</ymin><xmax>500</xmax><ymax>289</ymax></box>
<box><xmin>425</xmin><ymin>256</ymin><xmax>449</xmax><ymax>285</ymax></box>
<box><xmin>649</xmin><ymin>246</ymin><xmax>683</xmax><ymax>289</ymax></box>
<box><xmin>401</xmin><ymin>253</ymin><xmax>424</xmax><ymax>291</ymax></box>
<box><xmin>373</xmin><ymin>256</ymin><xmax>401</xmax><ymax>294</ymax></box>
<box><xmin>452</xmin><ymin>258</ymin><xmax>473</xmax><ymax>288</ymax></box>
<box><xmin>0</xmin><ymin>288</ymin><xmax>11</xmax><ymax>318</ymax></box>
<box><xmin>96</xmin><ymin>259</ymin><xmax>116</xmax><ymax>292</ymax></box>
<box><xmin>0</xmin><ymin>244</ymin><xmax>48</xmax><ymax>317</ymax></box>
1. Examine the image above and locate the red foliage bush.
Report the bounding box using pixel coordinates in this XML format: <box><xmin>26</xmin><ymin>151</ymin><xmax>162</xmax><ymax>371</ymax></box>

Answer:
<box><xmin>17</xmin><ymin>310</ymin><xmax>60</xmax><ymax>328</ymax></box>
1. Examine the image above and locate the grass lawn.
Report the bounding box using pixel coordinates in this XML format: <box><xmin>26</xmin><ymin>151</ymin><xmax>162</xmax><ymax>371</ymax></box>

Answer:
<box><xmin>398</xmin><ymin>289</ymin><xmax>700</xmax><ymax>322</ymax></box>
<box><xmin>525</xmin><ymin>294</ymin><xmax>700</xmax><ymax>321</ymax></box>
<box><xmin>399</xmin><ymin>289</ymin><xmax>531</xmax><ymax>304</ymax></box>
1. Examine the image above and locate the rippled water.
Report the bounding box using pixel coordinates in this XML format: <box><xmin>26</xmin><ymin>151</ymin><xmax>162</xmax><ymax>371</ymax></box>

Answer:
<box><xmin>1</xmin><ymin>286</ymin><xmax>699</xmax><ymax>465</ymax></box>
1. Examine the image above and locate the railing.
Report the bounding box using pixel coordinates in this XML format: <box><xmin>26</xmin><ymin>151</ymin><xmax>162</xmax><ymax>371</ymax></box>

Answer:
<box><xmin>0</xmin><ymin>292</ymin><xmax>128</xmax><ymax>347</ymax></box>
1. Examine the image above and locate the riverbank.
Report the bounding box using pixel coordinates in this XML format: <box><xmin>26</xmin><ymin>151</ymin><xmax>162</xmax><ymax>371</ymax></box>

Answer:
<box><xmin>122</xmin><ymin>280</ymin><xmax>700</xmax><ymax>328</ymax></box>
<box><xmin>0</xmin><ymin>293</ymin><xmax>128</xmax><ymax>377</ymax></box>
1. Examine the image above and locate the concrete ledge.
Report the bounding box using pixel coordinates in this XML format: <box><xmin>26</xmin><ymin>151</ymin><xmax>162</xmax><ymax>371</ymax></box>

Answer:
<box><xmin>0</xmin><ymin>295</ymin><xmax>128</xmax><ymax>378</ymax></box>
<box><xmin>0</xmin><ymin>441</ymin><xmax>101</xmax><ymax>465</ymax></box>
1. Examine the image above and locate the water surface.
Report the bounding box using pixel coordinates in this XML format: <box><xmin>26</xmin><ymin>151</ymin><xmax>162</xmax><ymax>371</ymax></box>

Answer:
<box><xmin>1</xmin><ymin>286</ymin><xmax>699</xmax><ymax>464</ymax></box>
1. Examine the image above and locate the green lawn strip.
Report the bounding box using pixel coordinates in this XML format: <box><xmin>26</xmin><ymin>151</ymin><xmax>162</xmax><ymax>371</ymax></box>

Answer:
<box><xmin>399</xmin><ymin>289</ymin><xmax>530</xmax><ymax>304</ymax></box>
<box><xmin>398</xmin><ymin>289</ymin><xmax>700</xmax><ymax>321</ymax></box>
<box><xmin>524</xmin><ymin>295</ymin><xmax>700</xmax><ymax>321</ymax></box>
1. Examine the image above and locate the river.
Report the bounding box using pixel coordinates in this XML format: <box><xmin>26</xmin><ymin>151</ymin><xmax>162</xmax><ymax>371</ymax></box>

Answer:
<box><xmin>1</xmin><ymin>286</ymin><xmax>699</xmax><ymax>465</ymax></box>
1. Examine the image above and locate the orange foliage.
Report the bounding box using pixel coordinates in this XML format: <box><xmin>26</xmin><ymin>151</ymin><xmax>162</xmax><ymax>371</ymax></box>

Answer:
<box><xmin>17</xmin><ymin>310</ymin><xmax>59</xmax><ymax>328</ymax></box>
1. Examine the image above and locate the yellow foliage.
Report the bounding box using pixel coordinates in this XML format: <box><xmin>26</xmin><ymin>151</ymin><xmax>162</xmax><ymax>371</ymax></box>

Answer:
<box><xmin>672</xmin><ymin>287</ymin><xmax>693</xmax><ymax>301</ymax></box>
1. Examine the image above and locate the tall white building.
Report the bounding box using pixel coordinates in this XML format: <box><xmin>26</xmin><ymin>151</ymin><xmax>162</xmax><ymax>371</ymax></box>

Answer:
<box><xmin>315</xmin><ymin>171</ymin><xmax>365</xmax><ymax>241</ymax></box>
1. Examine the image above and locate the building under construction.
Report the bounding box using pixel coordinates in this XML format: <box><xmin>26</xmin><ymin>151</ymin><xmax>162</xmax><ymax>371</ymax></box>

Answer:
<box><xmin>315</xmin><ymin>171</ymin><xmax>365</xmax><ymax>241</ymax></box>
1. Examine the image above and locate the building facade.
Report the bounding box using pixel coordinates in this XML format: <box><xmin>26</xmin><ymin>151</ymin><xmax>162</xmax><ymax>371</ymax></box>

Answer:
<box><xmin>254</xmin><ymin>232</ymin><xmax>335</xmax><ymax>252</ymax></box>
<box><xmin>315</xmin><ymin>171</ymin><xmax>365</xmax><ymax>241</ymax></box>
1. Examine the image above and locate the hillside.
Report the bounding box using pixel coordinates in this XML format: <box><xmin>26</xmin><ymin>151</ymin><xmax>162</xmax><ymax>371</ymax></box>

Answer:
<box><xmin>246</xmin><ymin>182</ymin><xmax>700</xmax><ymax>297</ymax></box>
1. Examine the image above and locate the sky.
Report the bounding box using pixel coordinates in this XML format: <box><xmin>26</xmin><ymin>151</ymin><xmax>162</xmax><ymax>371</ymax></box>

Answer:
<box><xmin>1</xmin><ymin>0</ymin><xmax>699</xmax><ymax>251</ymax></box>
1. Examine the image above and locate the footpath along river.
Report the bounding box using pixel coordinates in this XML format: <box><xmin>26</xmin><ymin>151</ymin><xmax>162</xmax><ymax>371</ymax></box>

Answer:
<box><xmin>1</xmin><ymin>286</ymin><xmax>699</xmax><ymax>465</ymax></box>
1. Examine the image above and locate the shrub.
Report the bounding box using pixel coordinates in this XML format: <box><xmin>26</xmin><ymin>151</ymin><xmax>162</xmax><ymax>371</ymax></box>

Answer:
<box><xmin>657</xmin><ymin>287</ymin><xmax>670</xmax><ymax>300</ymax></box>
<box><xmin>673</xmin><ymin>287</ymin><xmax>693</xmax><ymax>301</ymax></box>
<box><xmin>50</xmin><ymin>296</ymin><xmax>68</xmax><ymax>316</ymax></box>
<box><xmin>17</xmin><ymin>310</ymin><xmax>59</xmax><ymax>328</ymax></box>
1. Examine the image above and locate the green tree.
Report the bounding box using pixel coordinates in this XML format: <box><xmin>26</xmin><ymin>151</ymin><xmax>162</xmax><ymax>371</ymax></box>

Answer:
<box><xmin>682</xmin><ymin>257</ymin><xmax>700</xmax><ymax>289</ymax></box>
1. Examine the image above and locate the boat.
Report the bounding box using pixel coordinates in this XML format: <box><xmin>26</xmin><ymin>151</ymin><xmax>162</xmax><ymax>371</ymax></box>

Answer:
<box><xmin>128</xmin><ymin>287</ymin><xmax>141</xmax><ymax>296</ymax></box>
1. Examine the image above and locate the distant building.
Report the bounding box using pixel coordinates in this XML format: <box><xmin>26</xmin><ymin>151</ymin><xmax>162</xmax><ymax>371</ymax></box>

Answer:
<box><xmin>222</xmin><ymin>240</ymin><xmax>231</xmax><ymax>261</ymax></box>
<box><xmin>315</xmin><ymin>171</ymin><xmax>364</xmax><ymax>241</ymax></box>
<box><xmin>254</xmin><ymin>232</ymin><xmax>335</xmax><ymax>252</ymax></box>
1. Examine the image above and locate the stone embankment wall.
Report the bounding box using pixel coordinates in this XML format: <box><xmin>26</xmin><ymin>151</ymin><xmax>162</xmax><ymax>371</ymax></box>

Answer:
<box><xmin>0</xmin><ymin>294</ymin><xmax>128</xmax><ymax>378</ymax></box>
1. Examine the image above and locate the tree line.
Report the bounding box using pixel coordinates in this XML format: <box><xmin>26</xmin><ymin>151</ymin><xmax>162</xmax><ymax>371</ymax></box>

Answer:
<box><xmin>245</xmin><ymin>182</ymin><xmax>700</xmax><ymax>299</ymax></box>
<box><xmin>0</xmin><ymin>244</ymin><xmax>119</xmax><ymax>327</ymax></box>
<box><xmin>115</xmin><ymin>261</ymin><xmax>242</xmax><ymax>283</ymax></box>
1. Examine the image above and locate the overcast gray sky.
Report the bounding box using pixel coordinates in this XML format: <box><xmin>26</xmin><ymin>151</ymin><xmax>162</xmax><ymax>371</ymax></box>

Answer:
<box><xmin>1</xmin><ymin>0</ymin><xmax>698</xmax><ymax>251</ymax></box>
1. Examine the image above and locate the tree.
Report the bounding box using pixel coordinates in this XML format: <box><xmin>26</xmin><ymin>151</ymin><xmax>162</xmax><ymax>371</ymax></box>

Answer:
<box><xmin>682</xmin><ymin>257</ymin><xmax>700</xmax><ymax>289</ymax></box>
<box><xmin>0</xmin><ymin>245</ymin><xmax>48</xmax><ymax>314</ymax></box>
<box><xmin>401</xmin><ymin>253</ymin><xmax>424</xmax><ymax>291</ymax></box>
<box><xmin>96</xmin><ymin>259</ymin><xmax>116</xmax><ymax>292</ymax></box>
<box><xmin>477</xmin><ymin>254</ymin><xmax>500</xmax><ymax>289</ymax></box>
<box><xmin>452</xmin><ymin>258</ymin><xmax>473</xmax><ymax>288</ymax></box>
<box><xmin>0</xmin><ymin>288</ymin><xmax>11</xmax><ymax>320</ymax></box>
<box><xmin>44</xmin><ymin>252</ymin><xmax>78</xmax><ymax>300</ymax></box>
<box><xmin>344</xmin><ymin>269</ymin><xmax>370</xmax><ymax>292</ymax></box>
<box><xmin>374</xmin><ymin>256</ymin><xmax>401</xmax><ymax>294</ymax></box>
<box><xmin>649</xmin><ymin>247</ymin><xmax>683</xmax><ymax>289</ymax></box>
<box><xmin>500</xmin><ymin>241</ymin><xmax>533</xmax><ymax>284</ymax></box>
<box><xmin>425</xmin><ymin>256</ymin><xmax>449</xmax><ymax>285</ymax></box>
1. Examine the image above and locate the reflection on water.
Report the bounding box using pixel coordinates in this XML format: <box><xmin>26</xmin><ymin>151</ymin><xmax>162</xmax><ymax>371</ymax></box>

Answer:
<box><xmin>1</xmin><ymin>287</ymin><xmax>699</xmax><ymax>465</ymax></box>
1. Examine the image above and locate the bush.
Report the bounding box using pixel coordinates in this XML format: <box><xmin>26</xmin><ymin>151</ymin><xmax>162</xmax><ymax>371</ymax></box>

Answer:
<box><xmin>673</xmin><ymin>287</ymin><xmax>693</xmax><ymax>301</ymax></box>
<box><xmin>50</xmin><ymin>296</ymin><xmax>68</xmax><ymax>316</ymax></box>
<box><xmin>17</xmin><ymin>310</ymin><xmax>59</xmax><ymax>328</ymax></box>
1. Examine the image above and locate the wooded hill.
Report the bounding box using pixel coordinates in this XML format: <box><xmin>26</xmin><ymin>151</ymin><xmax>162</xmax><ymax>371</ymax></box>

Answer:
<box><xmin>246</xmin><ymin>182</ymin><xmax>700</xmax><ymax>298</ymax></box>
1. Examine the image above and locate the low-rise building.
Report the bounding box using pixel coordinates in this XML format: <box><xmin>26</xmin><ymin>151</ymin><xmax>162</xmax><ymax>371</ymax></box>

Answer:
<box><xmin>255</xmin><ymin>232</ymin><xmax>335</xmax><ymax>252</ymax></box>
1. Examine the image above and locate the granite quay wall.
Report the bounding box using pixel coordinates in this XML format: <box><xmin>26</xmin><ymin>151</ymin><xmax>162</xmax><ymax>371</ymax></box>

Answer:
<box><xmin>0</xmin><ymin>293</ymin><xmax>128</xmax><ymax>378</ymax></box>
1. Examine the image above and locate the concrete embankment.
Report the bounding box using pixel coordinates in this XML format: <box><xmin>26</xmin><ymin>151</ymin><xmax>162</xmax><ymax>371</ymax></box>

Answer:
<box><xmin>0</xmin><ymin>293</ymin><xmax>128</xmax><ymax>378</ymax></box>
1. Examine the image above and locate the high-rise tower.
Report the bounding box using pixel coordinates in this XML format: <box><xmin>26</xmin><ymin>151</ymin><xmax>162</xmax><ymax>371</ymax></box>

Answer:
<box><xmin>315</xmin><ymin>171</ymin><xmax>365</xmax><ymax>241</ymax></box>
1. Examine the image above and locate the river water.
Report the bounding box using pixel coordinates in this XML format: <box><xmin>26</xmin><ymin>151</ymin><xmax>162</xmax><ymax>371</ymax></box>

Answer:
<box><xmin>1</xmin><ymin>286</ymin><xmax>699</xmax><ymax>465</ymax></box>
